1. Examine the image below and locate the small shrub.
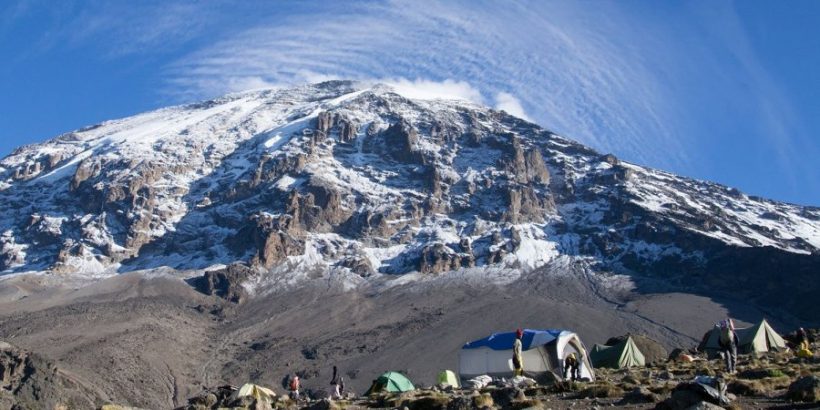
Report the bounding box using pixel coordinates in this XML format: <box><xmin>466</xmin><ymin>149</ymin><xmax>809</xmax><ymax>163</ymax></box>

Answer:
<box><xmin>473</xmin><ymin>393</ymin><xmax>494</xmax><ymax>408</ymax></box>
<box><xmin>767</xmin><ymin>369</ymin><xmax>785</xmax><ymax>378</ymax></box>
<box><xmin>729</xmin><ymin>379</ymin><xmax>765</xmax><ymax>396</ymax></box>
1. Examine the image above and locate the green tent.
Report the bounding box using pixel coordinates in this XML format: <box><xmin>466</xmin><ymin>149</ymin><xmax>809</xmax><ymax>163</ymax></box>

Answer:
<box><xmin>590</xmin><ymin>336</ymin><xmax>646</xmax><ymax>369</ymax></box>
<box><xmin>365</xmin><ymin>371</ymin><xmax>415</xmax><ymax>395</ymax></box>
<box><xmin>436</xmin><ymin>370</ymin><xmax>459</xmax><ymax>388</ymax></box>
<box><xmin>699</xmin><ymin>319</ymin><xmax>787</xmax><ymax>358</ymax></box>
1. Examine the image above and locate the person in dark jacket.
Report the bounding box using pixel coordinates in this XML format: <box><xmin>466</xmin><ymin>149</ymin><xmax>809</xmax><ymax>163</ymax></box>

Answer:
<box><xmin>797</xmin><ymin>327</ymin><xmax>810</xmax><ymax>348</ymax></box>
<box><xmin>330</xmin><ymin>365</ymin><xmax>342</xmax><ymax>399</ymax></box>
<box><xmin>718</xmin><ymin>319</ymin><xmax>739</xmax><ymax>374</ymax></box>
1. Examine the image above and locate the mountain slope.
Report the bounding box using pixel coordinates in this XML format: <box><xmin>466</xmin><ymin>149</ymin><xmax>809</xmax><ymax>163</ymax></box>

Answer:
<box><xmin>0</xmin><ymin>80</ymin><xmax>818</xmax><ymax>321</ymax></box>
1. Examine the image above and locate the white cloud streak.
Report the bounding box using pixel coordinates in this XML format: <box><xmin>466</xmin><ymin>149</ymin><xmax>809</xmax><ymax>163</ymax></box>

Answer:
<box><xmin>494</xmin><ymin>92</ymin><xmax>531</xmax><ymax>121</ymax></box>
<box><xmin>6</xmin><ymin>0</ymin><xmax>814</xmax><ymax>203</ymax></box>
<box><xmin>165</xmin><ymin>0</ymin><xmax>689</xmax><ymax>169</ymax></box>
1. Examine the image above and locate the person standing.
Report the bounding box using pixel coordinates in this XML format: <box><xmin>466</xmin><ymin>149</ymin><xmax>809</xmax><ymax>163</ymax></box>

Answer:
<box><xmin>797</xmin><ymin>327</ymin><xmax>810</xmax><ymax>350</ymax></box>
<box><xmin>288</xmin><ymin>374</ymin><xmax>301</xmax><ymax>401</ymax></box>
<box><xmin>512</xmin><ymin>328</ymin><xmax>524</xmax><ymax>377</ymax></box>
<box><xmin>330</xmin><ymin>365</ymin><xmax>342</xmax><ymax>399</ymax></box>
<box><xmin>718</xmin><ymin>319</ymin><xmax>739</xmax><ymax>374</ymax></box>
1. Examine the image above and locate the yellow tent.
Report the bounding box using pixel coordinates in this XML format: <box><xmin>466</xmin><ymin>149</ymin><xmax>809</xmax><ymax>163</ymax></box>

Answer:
<box><xmin>230</xmin><ymin>383</ymin><xmax>277</xmax><ymax>402</ymax></box>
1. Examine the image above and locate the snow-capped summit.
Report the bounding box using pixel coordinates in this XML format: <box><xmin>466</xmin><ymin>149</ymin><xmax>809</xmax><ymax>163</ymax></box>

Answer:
<box><xmin>0</xmin><ymin>80</ymin><xmax>818</xmax><ymax>317</ymax></box>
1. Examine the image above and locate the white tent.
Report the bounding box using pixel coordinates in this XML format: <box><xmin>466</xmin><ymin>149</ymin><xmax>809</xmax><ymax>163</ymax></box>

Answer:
<box><xmin>229</xmin><ymin>383</ymin><xmax>277</xmax><ymax>403</ymax></box>
<box><xmin>459</xmin><ymin>329</ymin><xmax>595</xmax><ymax>381</ymax></box>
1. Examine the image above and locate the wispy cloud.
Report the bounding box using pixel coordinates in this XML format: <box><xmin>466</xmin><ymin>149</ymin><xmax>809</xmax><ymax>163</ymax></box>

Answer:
<box><xmin>494</xmin><ymin>92</ymin><xmax>531</xmax><ymax>122</ymax></box>
<box><xmin>165</xmin><ymin>0</ymin><xmax>689</xmax><ymax>170</ymax></box>
<box><xmin>3</xmin><ymin>0</ymin><xmax>814</xmax><ymax>203</ymax></box>
<box><xmin>1</xmin><ymin>0</ymin><xmax>219</xmax><ymax>57</ymax></box>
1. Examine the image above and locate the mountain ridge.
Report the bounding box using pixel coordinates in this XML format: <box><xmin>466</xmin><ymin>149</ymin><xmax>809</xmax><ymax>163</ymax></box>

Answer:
<box><xmin>0</xmin><ymin>80</ymin><xmax>818</xmax><ymax>322</ymax></box>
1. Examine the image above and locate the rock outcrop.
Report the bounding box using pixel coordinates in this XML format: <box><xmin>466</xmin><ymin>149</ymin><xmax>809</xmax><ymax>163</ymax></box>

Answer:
<box><xmin>0</xmin><ymin>341</ymin><xmax>101</xmax><ymax>409</ymax></box>
<box><xmin>189</xmin><ymin>264</ymin><xmax>256</xmax><ymax>303</ymax></box>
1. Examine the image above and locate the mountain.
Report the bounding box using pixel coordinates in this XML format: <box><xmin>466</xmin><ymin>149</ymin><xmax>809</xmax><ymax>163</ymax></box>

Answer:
<box><xmin>1</xmin><ymin>80</ymin><xmax>819</xmax><ymax>408</ymax></box>
<box><xmin>1</xmin><ymin>80</ymin><xmax>818</xmax><ymax>321</ymax></box>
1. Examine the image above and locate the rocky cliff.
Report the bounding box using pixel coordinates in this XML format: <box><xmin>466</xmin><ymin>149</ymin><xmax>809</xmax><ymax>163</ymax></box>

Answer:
<box><xmin>0</xmin><ymin>80</ymin><xmax>817</xmax><ymax>321</ymax></box>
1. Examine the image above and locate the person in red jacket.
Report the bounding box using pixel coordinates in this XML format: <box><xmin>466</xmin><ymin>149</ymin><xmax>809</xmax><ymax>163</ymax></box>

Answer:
<box><xmin>288</xmin><ymin>374</ymin><xmax>301</xmax><ymax>400</ymax></box>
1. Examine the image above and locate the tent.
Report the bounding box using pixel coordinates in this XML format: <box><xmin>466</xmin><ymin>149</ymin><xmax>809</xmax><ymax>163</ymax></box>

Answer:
<box><xmin>229</xmin><ymin>383</ymin><xmax>277</xmax><ymax>403</ymax></box>
<box><xmin>437</xmin><ymin>370</ymin><xmax>460</xmax><ymax>388</ymax></box>
<box><xmin>459</xmin><ymin>329</ymin><xmax>595</xmax><ymax>381</ymax></box>
<box><xmin>699</xmin><ymin>319</ymin><xmax>788</xmax><ymax>358</ymax></box>
<box><xmin>365</xmin><ymin>371</ymin><xmax>415</xmax><ymax>395</ymax></box>
<box><xmin>590</xmin><ymin>336</ymin><xmax>646</xmax><ymax>369</ymax></box>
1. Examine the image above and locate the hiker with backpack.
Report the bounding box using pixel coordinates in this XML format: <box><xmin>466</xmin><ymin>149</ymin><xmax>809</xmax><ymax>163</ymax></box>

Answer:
<box><xmin>718</xmin><ymin>319</ymin><xmax>739</xmax><ymax>374</ymax></box>
<box><xmin>512</xmin><ymin>328</ymin><xmax>524</xmax><ymax>377</ymax></box>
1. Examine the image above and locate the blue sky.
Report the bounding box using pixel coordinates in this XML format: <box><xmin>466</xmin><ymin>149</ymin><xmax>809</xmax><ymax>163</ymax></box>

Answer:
<box><xmin>0</xmin><ymin>0</ymin><xmax>818</xmax><ymax>205</ymax></box>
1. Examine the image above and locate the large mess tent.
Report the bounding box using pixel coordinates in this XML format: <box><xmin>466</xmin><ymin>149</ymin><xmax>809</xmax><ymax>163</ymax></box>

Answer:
<box><xmin>590</xmin><ymin>336</ymin><xmax>646</xmax><ymax>369</ymax></box>
<box><xmin>460</xmin><ymin>329</ymin><xmax>595</xmax><ymax>381</ymax></box>
<box><xmin>699</xmin><ymin>319</ymin><xmax>788</xmax><ymax>357</ymax></box>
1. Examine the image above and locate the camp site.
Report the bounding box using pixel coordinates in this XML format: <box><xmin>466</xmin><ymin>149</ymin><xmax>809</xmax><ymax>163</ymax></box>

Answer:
<box><xmin>168</xmin><ymin>322</ymin><xmax>819</xmax><ymax>409</ymax></box>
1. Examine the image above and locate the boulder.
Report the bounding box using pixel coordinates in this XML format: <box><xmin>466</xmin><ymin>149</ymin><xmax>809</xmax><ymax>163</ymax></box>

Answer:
<box><xmin>445</xmin><ymin>395</ymin><xmax>473</xmax><ymax>410</ymax></box>
<box><xmin>489</xmin><ymin>387</ymin><xmax>525</xmax><ymax>408</ymax></box>
<box><xmin>617</xmin><ymin>386</ymin><xmax>658</xmax><ymax>404</ymax></box>
<box><xmin>787</xmin><ymin>375</ymin><xmax>820</xmax><ymax>402</ymax></box>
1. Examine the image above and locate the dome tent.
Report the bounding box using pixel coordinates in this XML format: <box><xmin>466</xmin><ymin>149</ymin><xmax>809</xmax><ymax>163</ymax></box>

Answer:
<box><xmin>365</xmin><ymin>371</ymin><xmax>415</xmax><ymax>395</ymax></box>
<box><xmin>437</xmin><ymin>370</ymin><xmax>460</xmax><ymax>388</ymax></box>
<box><xmin>459</xmin><ymin>329</ymin><xmax>595</xmax><ymax>381</ymax></box>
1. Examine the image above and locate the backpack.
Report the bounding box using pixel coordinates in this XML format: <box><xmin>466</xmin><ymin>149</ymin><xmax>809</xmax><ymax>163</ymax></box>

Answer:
<box><xmin>719</xmin><ymin>327</ymin><xmax>734</xmax><ymax>346</ymax></box>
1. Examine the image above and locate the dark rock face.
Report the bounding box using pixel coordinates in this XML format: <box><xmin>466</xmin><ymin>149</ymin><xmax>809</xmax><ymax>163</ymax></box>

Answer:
<box><xmin>316</xmin><ymin>111</ymin><xmax>358</xmax><ymax>143</ymax></box>
<box><xmin>382</xmin><ymin>120</ymin><xmax>424</xmax><ymax>163</ymax></box>
<box><xmin>504</xmin><ymin>186</ymin><xmax>553</xmax><ymax>223</ymax></box>
<box><xmin>419</xmin><ymin>243</ymin><xmax>475</xmax><ymax>274</ymax></box>
<box><xmin>189</xmin><ymin>264</ymin><xmax>255</xmax><ymax>303</ymax></box>
<box><xmin>0</xmin><ymin>342</ymin><xmax>100</xmax><ymax>409</ymax></box>
<box><xmin>245</xmin><ymin>214</ymin><xmax>306</xmax><ymax>269</ymax></box>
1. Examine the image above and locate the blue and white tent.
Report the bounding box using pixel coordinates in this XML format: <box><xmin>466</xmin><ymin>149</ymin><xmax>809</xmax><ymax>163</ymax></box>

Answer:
<box><xmin>459</xmin><ymin>329</ymin><xmax>595</xmax><ymax>381</ymax></box>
